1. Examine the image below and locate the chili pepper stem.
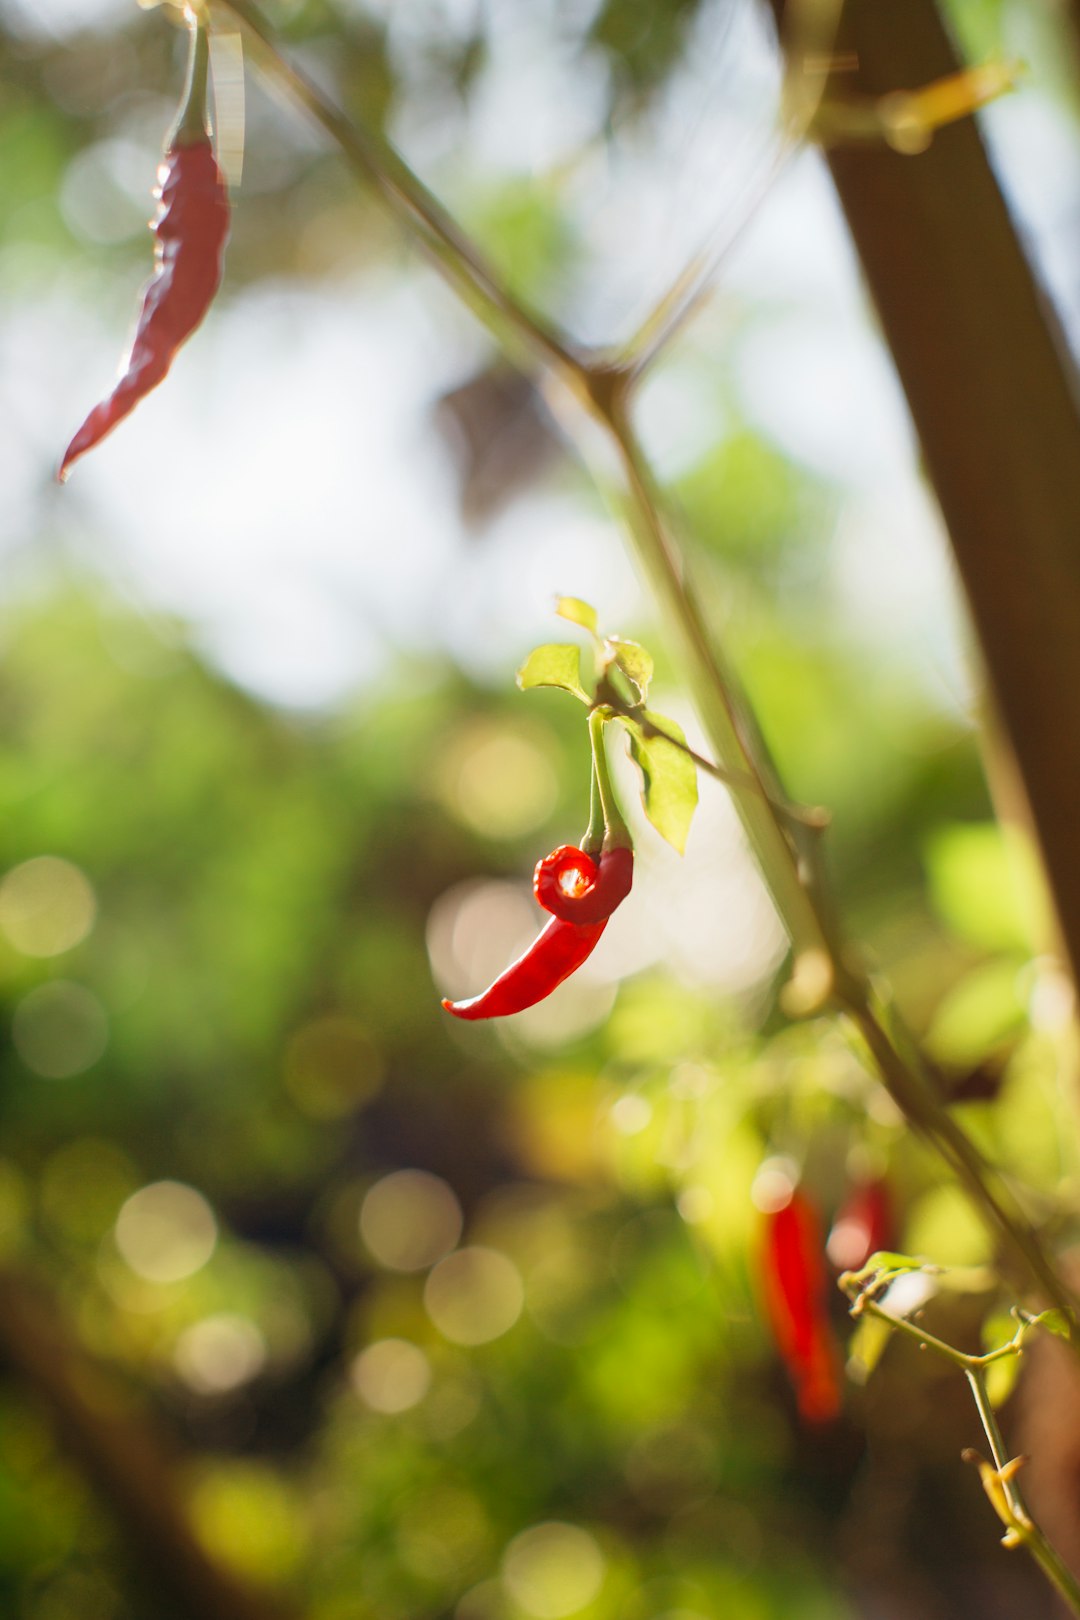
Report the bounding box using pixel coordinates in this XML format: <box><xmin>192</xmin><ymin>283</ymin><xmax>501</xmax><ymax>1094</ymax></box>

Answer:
<box><xmin>589</xmin><ymin>708</ymin><xmax>632</xmax><ymax>850</ymax></box>
<box><xmin>171</xmin><ymin>9</ymin><xmax>213</xmax><ymax>148</ymax></box>
<box><xmin>581</xmin><ymin>762</ymin><xmax>605</xmax><ymax>859</ymax></box>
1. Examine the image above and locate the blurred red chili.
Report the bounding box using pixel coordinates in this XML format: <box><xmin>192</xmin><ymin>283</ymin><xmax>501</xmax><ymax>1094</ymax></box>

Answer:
<box><xmin>533</xmin><ymin>842</ymin><xmax>633</xmax><ymax>925</ymax></box>
<box><xmin>59</xmin><ymin>19</ymin><xmax>230</xmax><ymax>481</ymax></box>
<box><xmin>761</xmin><ymin>1190</ymin><xmax>842</xmax><ymax>1424</ymax></box>
<box><xmin>827</xmin><ymin>1177</ymin><xmax>893</xmax><ymax>1274</ymax></box>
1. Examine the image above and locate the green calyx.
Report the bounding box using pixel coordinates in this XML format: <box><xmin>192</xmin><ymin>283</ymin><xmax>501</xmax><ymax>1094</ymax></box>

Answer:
<box><xmin>170</xmin><ymin>11</ymin><xmax>213</xmax><ymax>148</ymax></box>
<box><xmin>586</xmin><ymin>708</ymin><xmax>633</xmax><ymax>853</ymax></box>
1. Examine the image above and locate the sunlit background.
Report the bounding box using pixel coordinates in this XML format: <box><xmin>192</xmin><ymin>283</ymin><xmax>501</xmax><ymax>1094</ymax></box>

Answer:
<box><xmin>3</xmin><ymin>0</ymin><xmax>1080</xmax><ymax>1615</ymax></box>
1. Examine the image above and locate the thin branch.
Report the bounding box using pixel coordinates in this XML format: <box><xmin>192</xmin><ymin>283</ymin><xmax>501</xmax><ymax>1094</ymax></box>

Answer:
<box><xmin>595</xmin><ymin>394</ymin><xmax>838</xmax><ymax>958</ymax></box>
<box><xmin>593</xmin><ymin>398</ymin><xmax>1080</xmax><ymax>1335</ymax></box>
<box><xmin>624</xmin><ymin>0</ymin><xmax>847</xmax><ymax>375</ymax></box>
<box><xmin>624</xmin><ymin>138</ymin><xmax>793</xmax><ymax>380</ymax></box>
<box><xmin>215</xmin><ymin>0</ymin><xmax>578</xmax><ymax>382</ymax></box>
<box><xmin>597</xmin><ymin>695</ymin><xmax>830</xmax><ymax>832</ymax></box>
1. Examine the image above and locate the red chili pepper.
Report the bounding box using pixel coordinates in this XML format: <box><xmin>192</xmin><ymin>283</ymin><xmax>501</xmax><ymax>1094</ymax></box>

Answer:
<box><xmin>761</xmin><ymin>1190</ymin><xmax>842</xmax><ymax>1424</ymax></box>
<box><xmin>827</xmin><ymin>1177</ymin><xmax>893</xmax><ymax>1273</ymax></box>
<box><xmin>533</xmin><ymin>843</ymin><xmax>634</xmax><ymax>925</ymax></box>
<box><xmin>443</xmin><ymin>840</ymin><xmax>633</xmax><ymax>1019</ymax></box>
<box><xmin>59</xmin><ymin>22</ymin><xmax>229</xmax><ymax>482</ymax></box>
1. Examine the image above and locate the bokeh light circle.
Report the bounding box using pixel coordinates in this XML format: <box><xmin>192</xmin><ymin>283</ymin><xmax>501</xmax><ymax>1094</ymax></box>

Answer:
<box><xmin>114</xmin><ymin>1181</ymin><xmax>217</xmax><ymax>1283</ymax></box>
<box><xmin>501</xmin><ymin>1522</ymin><xmax>606</xmax><ymax>1619</ymax></box>
<box><xmin>424</xmin><ymin>1246</ymin><xmax>524</xmax><ymax>1346</ymax></box>
<box><xmin>360</xmin><ymin>1169</ymin><xmax>463</xmax><ymax>1273</ymax></box>
<box><xmin>351</xmin><ymin>1338</ymin><xmax>432</xmax><ymax>1413</ymax></box>
<box><xmin>0</xmin><ymin>857</ymin><xmax>96</xmax><ymax>958</ymax></box>
<box><xmin>175</xmin><ymin>1314</ymin><xmax>267</xmax><ymax>1394</ymax></box>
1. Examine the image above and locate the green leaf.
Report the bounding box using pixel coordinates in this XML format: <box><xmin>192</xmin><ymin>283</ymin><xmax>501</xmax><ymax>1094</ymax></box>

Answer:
<box><xmin>1033</xmin><ymin>1308</ymin><xmax>1072</xmax><ymax>1341</ymax></box>
<box><xmin>608</xmin><ymin>637</ymin><xmax>653</xmax><ymax>702</ymax></box>
<box><xmin>516</xmin><ymin>644</ymin><xmax>589</xmax><ymax>704</ymax></box>
<box><xmin>555</xmin><ymin>596</ymin><xmax>598</xmax><ymax>635</ymax></box>
<box><xmin>624</xmin><ymin>710</ymin><xmax>698</xmax><ymax>854</ymax></box>
<box><xmin>844</xmin><ymin>1251</ymin><xmax>929</xmax><ymax>1289</ymax></box>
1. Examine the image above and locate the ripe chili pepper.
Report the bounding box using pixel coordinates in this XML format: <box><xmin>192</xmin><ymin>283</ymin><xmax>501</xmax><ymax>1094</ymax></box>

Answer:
<box><xmin>442</xmin><ymin>839</ymin><xmax>633</xmax><ymax>1020</ymax></box>
<box><xmin>827</xmin><ymin>1177</ymin><xmax>893</xmax><ymax>1273</ymax></box>
<box><xmin>59</xmin><ymin>19</ymin><xmax>230</xmax><ymax>482</ymax></box>
<box><xmin>761</xmin><ymin>1190</ymin><xmax>842</xmax><ymax>1424</ymax></box>
<box><xmin>533</xmin><ymin>842</ymin><xmax>634</xmax><ymax>926</ymax></box>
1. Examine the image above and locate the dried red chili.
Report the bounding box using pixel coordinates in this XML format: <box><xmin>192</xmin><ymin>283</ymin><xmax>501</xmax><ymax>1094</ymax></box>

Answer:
<box><xmin>761</xmin><ymin>1190</ymin><xmax>842</xmax><ymax>1424</ymax></box>
<box><xmin>533</xmin><ymin>842</ymin><xmax>634</xmax><ymax>926</ymax></box>
<box><xmin>59</xmin><ymin>17</ymin><xmax>229</xmax><ymax>481</ymax></box>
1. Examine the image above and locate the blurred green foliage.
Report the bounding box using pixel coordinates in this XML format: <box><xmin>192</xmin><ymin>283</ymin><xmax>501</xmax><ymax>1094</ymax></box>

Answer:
<box><xmin>0</xmin><ymin>577</ymin><xmax>1074</xmax><ymax>1620</ymax></box>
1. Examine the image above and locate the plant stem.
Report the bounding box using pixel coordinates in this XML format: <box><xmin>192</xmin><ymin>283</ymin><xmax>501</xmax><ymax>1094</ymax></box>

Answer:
<box><xmin>596</xmin><ymin>395</ymin><xmax>836</xmax><ymax>961</ymax></box>
<box><xmin>624</xmin><ymin>139</ymin><xmax>793</xmax><ymax>378</ymax></box>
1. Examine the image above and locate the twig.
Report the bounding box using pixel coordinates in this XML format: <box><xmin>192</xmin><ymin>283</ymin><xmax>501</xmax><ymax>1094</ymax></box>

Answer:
<box><xmin>841</xmin><ymin>1277</ymin><xmax>1080</xmax><ymax>1614</ymax></box>
<box><xmin>597</xmin><ymin>695</ymin><xmax>830</xmax><ymax>832</ymax></box>
<box><xmin>216</xmin><ymin>0</ymin><xmax>578</xmax><ymax>384</ymax></box>
<box><xmin>624</xmin><ymin>0</ymin><xmax>847</xmax><ymax>375</ymax></box>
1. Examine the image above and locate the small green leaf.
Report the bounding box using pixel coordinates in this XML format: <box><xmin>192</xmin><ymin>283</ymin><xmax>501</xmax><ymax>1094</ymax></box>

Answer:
<box><xmin>608</xmin><ymin>637</ymin><xmax>653</xmax><ymax>702</ymax></box>
<box><xmin>555</xmin><ymin>596</ymin><xmax>599</xmax><ymax>635</ymax></box>
<box><xmin>516</xmin><ymin>643</ymin><xmax>590</xmax><ymax>703</ymax></box>
<box><xmin>846</xmin><ymin>1251</ymin><xmax>929</xmax><ymax>1288</ymax></box>
<box><xmin>623</xmin><ymin>710</ymin><xmax>698</xmax><ymax>854</ymax></box>
<box><xmin>1033</xmin><ymin>1308</ymin><xmax>1072</xmax><ymax>1341</ymax></box>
